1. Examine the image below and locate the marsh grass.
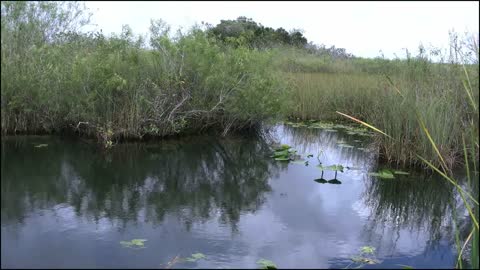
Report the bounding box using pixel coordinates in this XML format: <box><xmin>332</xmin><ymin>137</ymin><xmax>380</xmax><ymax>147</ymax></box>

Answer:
<box><xmin>288</xmin><ymin>35</ymin><xmax>478</xmax><ymax>169</ymax></box>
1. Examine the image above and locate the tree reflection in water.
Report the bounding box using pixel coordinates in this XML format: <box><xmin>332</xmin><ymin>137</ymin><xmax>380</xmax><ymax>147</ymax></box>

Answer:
<box><xmin>1</xmin><ymin>135</ymin><xmax>281</xmax><ymax>232</ymax></box>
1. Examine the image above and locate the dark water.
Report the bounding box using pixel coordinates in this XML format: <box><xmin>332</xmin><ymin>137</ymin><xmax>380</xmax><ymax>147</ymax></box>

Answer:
<box><xmin>1</xmin><ymin>125</ymin><xmax>465</xmax><ymax>268</ymax></box>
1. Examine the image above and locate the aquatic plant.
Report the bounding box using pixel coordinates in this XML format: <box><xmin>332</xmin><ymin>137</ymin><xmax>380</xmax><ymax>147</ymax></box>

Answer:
<box><xmin>256</xmin><ymin>259</ymin><xmax>277</xmax><ymax>269</ymax></box>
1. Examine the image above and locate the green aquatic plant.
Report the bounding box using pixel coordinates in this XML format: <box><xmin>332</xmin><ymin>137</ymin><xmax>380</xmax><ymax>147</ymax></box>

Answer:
<box><xmin>34</xmin><ymin>144</ymin><xmax>48</xmax><ymax>148</ymax></box>
<box><xmin>120</xmin><ymin>239</ymin><xmax>147</xmax><ymax>249</ymax></box>
<box><xmin>368</xmin><ymin>169</ymin><xmax>410</xmax><ymax>179</ymax></box>
<box><xmin>360</xmin><ymin>246</ymin><xmax>375</xmax><ymax>254</ymax></box>
<box><xmin>317</xmin><ymin>164</ymin><xmax>344</xmax><ymax>172</ymax></box>
<box><xmin>256</xmin><ymin>259</ymin><xmax>277</xmax><ymax>269</ymax></box>
<box><xmin>345</xmin><ymin>245</ymin><xmax>380</xmax><ymax>269</ymax></box>
<box><xmin>368</xmin><ymin>169</ymin><xmax>395</xmax><ymax>179</ymax></box>
<box><xmin>185</xmin><ymin>253</ymin><xmax>206</xmax><ymax>262</ymax></box>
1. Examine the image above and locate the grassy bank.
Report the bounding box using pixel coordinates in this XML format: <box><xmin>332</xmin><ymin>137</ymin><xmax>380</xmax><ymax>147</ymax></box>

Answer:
<box><xmin>1</xmin><ymin>2</ymin><xmax>289</xmax><ymax>147</ymax></box>
<box><xmin>286</xmin><ymin>40</ymin><xmax>479</xmax><ymax>169</ymax></box>
<box><xmin>1</xmin><ymin>1</ymin><xmax>478</xmax><ymax>171</ymax></box>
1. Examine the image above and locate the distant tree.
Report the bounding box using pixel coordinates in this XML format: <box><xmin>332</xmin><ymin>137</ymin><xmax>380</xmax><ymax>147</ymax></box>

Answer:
<box><xmin>207</xmin><ymin>16</ymin><xmax>308</xmax><ymax>49</ymax></box>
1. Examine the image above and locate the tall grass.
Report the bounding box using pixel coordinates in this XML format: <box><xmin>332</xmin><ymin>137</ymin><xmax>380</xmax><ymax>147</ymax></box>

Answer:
<box><xmin>335</xmin><ymin>44</ymin><xmax>479</xmax><ymax>268</ymax></box>
<box><xmin>1</xmin><ymin>2</ymin><xmax>289</xmax><ymax>146</ymax></box>
<box><xmin>288</xmin><ymin>35</ymin><xmax>479</xmax><ymax>169</ymax></box>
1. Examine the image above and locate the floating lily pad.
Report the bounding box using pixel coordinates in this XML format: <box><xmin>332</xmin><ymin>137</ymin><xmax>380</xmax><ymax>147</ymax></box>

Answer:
<box><xmin>369</xmin><ymin>169</ymin><xmax>395</xmax><ymax>179</ymax></box>
<box><xmin>257</xmin><ymin>259</ymin><xmax>277</xmax><ymax>269</ymax></box>
<box><xmin>360</xmin><ymin>246</ymin><xmax>376</xmax><ymax>254</ymax></box>
<box><xmin>34</xmin><ymin>144</ymin><xmax>48</xmax><ymax>148</ymax></box>
<box><xmin>317</xmin><ymin>164</ymin><xmax>344</xmax><ymax>172</ymax></box>
<box><xmin>185</xmin><ymin>253</ymin><xmax>206</xmax><ymax>262</ymax></box>
<box><xmin>351</xmin><ymin>256</ymin><xmax>379</xmax><ymax>264</ymax></box>
<box><xmin>273</xmin><ymin>144</ymin><xmax>291</xmax><ymax>151</ymax></box>
<box><xmin>272</xmin><ymin>150</ymin><xmax>289</xmax><ymax>158</ymax></box>
<box><xmin>120</xmin><ymin>239</ymin><xmax>147</xmax><ymax>248</ymax></box>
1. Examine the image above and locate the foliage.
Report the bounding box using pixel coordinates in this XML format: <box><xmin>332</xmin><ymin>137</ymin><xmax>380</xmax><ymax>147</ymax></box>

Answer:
<box><xmin>1</xmin><ymin>2</ymin><xmax>289</xmax><ymax>143</ymax></box>
<box><xmin>120</xmin><ymin>239</ymin><xmax>147</xmax><ymax>249</ymax></box>
<box><xmin>256</xmin><ymin>259</ymin><xmax>277</xmax><ymax>269</ymax></box>
<box><xmin>207</xmin><ymin>16</ymin><xmax>307</xmax><ymax>49</ymax></box>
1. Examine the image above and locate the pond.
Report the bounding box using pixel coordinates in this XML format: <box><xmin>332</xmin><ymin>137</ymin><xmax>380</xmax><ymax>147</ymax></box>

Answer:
<box><xmin>0</xmin><ymin>124</ymin><xmax>466</xmax><ymax>268</ymax></box>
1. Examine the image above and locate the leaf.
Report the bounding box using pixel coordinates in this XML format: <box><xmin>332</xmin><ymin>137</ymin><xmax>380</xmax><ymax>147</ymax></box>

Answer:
<box><xmin>272</xmin><ymin>150</ymin><xmax>289</xmax><ymax>157</ymax></box>
<box><xmin>317</xmin><ymin>164</ymin><xmax>344</xmax><ymax>172</ymax></box>
<box><xmin>120</xmin><ymin>239</ymin><xmax>147</xmax><ymax>248</ymax></box>
<box><xmin>34</xmin><ymin>144</ymin><xmax>48</xmax><ymax>148</ymax></box>
<box><xmin>185</xmin><ymin>252</ymin><xmax>206</xmax><ymax>262</ymax></box>
<box><xmin>191</xmin><ymin>253</ymin><xmax>206</xmax><ymax>260</ymax></box>
<box><xmin>393</xmin><ymin>170</ymin><xmax>409</xmax><ymax>175</ymax></box>
<box><xmin>369</xmin><ymin>169</ymin><xmax>395</xmax><ymax>179</ymax></box>
<box><xmin>256</xmin><ymin>259</ymin><xmax>277</xmax><ymax>269</ymax></box>
<box><xmin>360</xmin><ymin>246</ymin><xmax>375</xmax><ymax>254</ymax></box>
<box><xmin>275</xmin><ymin>157</ymin><xmax>290</xmax><ymax>161</ymax></box>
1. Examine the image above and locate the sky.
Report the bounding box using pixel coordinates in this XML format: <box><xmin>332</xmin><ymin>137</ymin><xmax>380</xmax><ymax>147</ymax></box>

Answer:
<box><xmin>82</xmin><ymin>1</ymin><xmax>479</xmax><ymax>59</ymax></box>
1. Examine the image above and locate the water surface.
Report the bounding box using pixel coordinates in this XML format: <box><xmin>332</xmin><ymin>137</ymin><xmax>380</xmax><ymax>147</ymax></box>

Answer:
<box><xmin>1</xmin><ymin>125</ymin><xmax>461</xmax><ymax>268</ymax></box>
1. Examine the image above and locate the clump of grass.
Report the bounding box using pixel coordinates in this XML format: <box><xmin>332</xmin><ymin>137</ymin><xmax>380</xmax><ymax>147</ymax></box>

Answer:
<box><xmin>287</xmin><ymin>33</ymin><xmax>478</xmax><ymax>170</ymax></box>
<box><xmin>336</xmin><ymin>45</ymin><xmax>479</xmax><ymax>267</ymax></box>
<box><xmin>1</xmin><ymin>1</ymin><xmax>289</xmax><ymax>145</ymax></box>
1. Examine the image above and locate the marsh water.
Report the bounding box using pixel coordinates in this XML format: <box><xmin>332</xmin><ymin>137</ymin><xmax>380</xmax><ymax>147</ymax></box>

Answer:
<box><xmin>1</xmin><ymin>125</ymin><xmax>468</xmax><ymax>268</ymax></box>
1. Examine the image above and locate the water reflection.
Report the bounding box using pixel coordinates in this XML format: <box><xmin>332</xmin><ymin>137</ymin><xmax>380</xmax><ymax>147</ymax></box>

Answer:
<box><xmin>0</xmin><ymin>127</ymin><xmax>465</xmax><ymax>268</ymax></box>
<box><xmin>1</xmin><ymin>135</ymin><xmax>280</xmax><ymax>232</ymax></box>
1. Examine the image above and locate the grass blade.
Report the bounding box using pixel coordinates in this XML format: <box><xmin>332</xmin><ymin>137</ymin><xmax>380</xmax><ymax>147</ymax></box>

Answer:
<box><xmin>336</xmin><ymin>111</ymin><xmax>392</xmax><ymax>139</ymax></box>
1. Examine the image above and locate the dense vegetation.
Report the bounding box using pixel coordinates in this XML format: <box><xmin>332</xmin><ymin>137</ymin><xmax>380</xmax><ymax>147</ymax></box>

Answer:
<box><xmin>1</xmin><ymin>1</ymin><xmax>478</xmax><ymax>171</ymax></box>
<box><xmin>1</xmin><ymin>2</ymin><xmax>289</xmax><ymax>145</ymax></box>
<box><xmin>1</xmin><ymin>1</ymin><xmax>478</xmax><ymax>268</ymax></box>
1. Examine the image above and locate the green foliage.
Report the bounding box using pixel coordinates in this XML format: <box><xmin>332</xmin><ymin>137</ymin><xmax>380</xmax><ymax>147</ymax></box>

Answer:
<box><xmin>207</xmin><ymin>16</ymin><xmax>307</xmax><ymax>49</ymax></box>
<box><xmin>316</xmin><ymin>164</ymin><xmax>344</xmax><ymax>172</ymax></box>
<box><xmin>185</xmin><ymin>253</ymin><xmax>206</xmax><ymax>262</ymax></box>
<box><xmin>34</xmin><ymin>144</ymin><xmax>48</xmax><ymax>148</ymax></box>
<box><xmin>287</xmin><ymin>33</ymin><xmax>479</xmax><ymax>169</ymax></box>
<box><xmin>120</xmin><ymin>239</ymin><xmax>147</xmax><ymax>248</ymax></box>
<box><xmin>1</xmin><ymin>3</ymin><xmax>289</xmax><ymax>141</ymax></box>
<box><xmin>256</xmin><ymin>259</ymin><xmax>277</xmax><ymax>269</ymax></box>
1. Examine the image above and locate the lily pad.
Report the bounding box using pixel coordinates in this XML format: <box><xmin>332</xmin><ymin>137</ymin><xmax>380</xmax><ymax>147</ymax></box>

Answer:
<box><xmin>360</xmin><ymin>246</ymin><xmax>376</xmax><ymax>254</ymax></box>
<box><xmin>257</xmin><ymin>259</ymin><xmax>277</xmax><ymax>269</ymax></box>
<box><xmin>273</xmin><ymin>144</ymin><xmax>291</xmax><ymax>151</ymax></box>
<box><xmin>34</xmin><ymin>144</ymin><xmax>48</xmax><ymax>148</ymax></box>
<box><xmin>120</xmin><ymin>239</ymin><xmax>147</xmax><ymax>248</ymax></box>
<box><xmin>369</xmin><ymin>169</ymin><xmax>395</xmax><ymax>179</ymax></box>
<box><xmin>351</xmin><ymin>256</ymin><xmax>379</xmax><ymax>264</ymax></box>
<box><xmin>317</xmin><ymin>164</ymin><xmax>344</xmax><ymax>172</ymax></box>
<box><xmin>185</xmin><ymin>252</ymin><xmax>206</xmax><ymax>262</ymax></box>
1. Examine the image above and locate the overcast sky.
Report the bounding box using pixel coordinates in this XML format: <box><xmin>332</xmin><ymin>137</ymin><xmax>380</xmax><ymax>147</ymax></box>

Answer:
<box><xmin>82</xmin><ymin>1</ymin><xmax>479</xmax><ymax>59</ymax></box>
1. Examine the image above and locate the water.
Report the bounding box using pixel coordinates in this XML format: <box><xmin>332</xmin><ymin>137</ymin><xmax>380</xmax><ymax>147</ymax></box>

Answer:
<box><xmin>1</xmin><ymin>125</ymin><xmax>463</xmax><ymax>268</ymax></box>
